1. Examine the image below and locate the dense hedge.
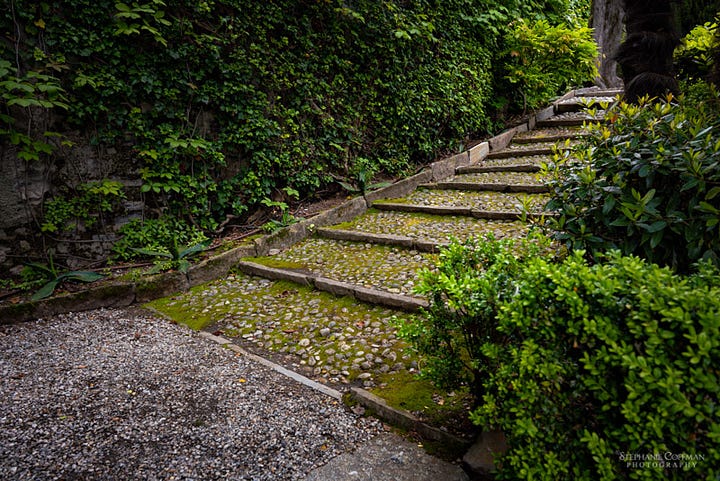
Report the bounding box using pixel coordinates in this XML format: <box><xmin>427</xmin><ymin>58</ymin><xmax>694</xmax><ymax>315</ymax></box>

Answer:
<box><xmin>1</xmin><ymin>0</ymin><xmax>579</xmax><ymax>235</ymax></box>
<box><xmin>474</xmin><ymin>250</ymin><xmax>720</xmax><ymax>480</ymax></box>
<box><xmin>401</xmin><ymin>236</ymin><xmax>720</xmax><ymax>480</ymax></box>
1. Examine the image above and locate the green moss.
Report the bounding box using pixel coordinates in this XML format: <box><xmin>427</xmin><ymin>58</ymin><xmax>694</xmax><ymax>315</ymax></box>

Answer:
<box><xmin>144</xmin><ymin>282</ymin><xmax>219</xmax><ymax>330</ymax></box>
<box><xmin>372</xmin><ymin>370</ymin><xmax>473</xmax><ymax>429</ymax></box>
<box><xmin>245</xmin><ymin>256</ymin><xmax>307</xmax><ymax>270</ymax></box>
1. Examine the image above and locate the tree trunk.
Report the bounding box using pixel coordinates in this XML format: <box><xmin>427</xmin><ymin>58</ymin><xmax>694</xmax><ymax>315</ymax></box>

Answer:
<box><xmin>615</xmin><ymin>0</ymin><xmax>680</xmax><ymax>102</ymax></box>
<box><xmin>591</xmin><ymin>0</ymin><xmax>625</xmax><ymax>88</ymax></box>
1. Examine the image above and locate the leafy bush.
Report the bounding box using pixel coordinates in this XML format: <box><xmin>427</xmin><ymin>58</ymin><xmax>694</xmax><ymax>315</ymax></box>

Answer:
<box><xmin>471</xmin><ymin>250</ymin><xmax>720</xmax><ymax>481</ymax></box>
<box><xmin>675</xmin><ymin>18</ymin><xmax>719</xmax><ymax>80</ymax></box>
<box><xmin>110</xmin><ymin>217</ymin><xmax>208</xmax><ymax>263</ymax></box>
<box><xmin>397</xmin><ymin>233</ymin><xmax>554</xmax><ymax>397</ymax></box>
<box><xmin>503</xmin><ymin>19</ymin><xmax>598</xmax><ymax>111</ymax></box>
<box><xmin>543</xmin><ymin>90</ymin><xmax>720</xmax><ymax>272</ymax></box>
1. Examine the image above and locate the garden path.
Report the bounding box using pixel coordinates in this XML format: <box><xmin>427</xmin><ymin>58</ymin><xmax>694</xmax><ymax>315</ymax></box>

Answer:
<box><xmin>147</xmin><ymin>87</ymin><xmax>620</xmax><ymax>478</ymax></box>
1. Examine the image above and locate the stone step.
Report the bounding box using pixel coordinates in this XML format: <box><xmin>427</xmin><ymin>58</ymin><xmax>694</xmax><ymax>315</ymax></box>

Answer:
<box><xmin>574</xmin><ymin>87</ymin><xmax>623</xmax><ymax>97</ymax></box>
<box><xmin>242</xmin><ymin>238</ymin><xmax>434</xmax><ymax>302</ymax></box>
<box><xmin>423</xmin><ymin>171</ymin><xmax>548</xmax><ymax>194</ymax></box>
<box><xmin>536</xmin><ymin>111</ymin><xmax>604</xmax><ymax>128</ymax></box>
<box><xmin>485</xmin><ymin>140</ymin><xmax>573</xmax><ymax>159</ymax></box>
<box><xmin>459</xmin><ymin>153</ymin><xmax>551</xmax><ymax>174</ymax></box>
<box><xmin>513</xmin><ymin>127</ymin><xmax>588</xmax><ymax>144</ymax></box>
<box><xmin>554</xmin><ymin>96</ymin><xmax>617</xmax><ymax>113</ymax></box>
<box><xmin>150</xmin><ymin>273</ymin><xmax>419</xmax><ymax>387</ymax></box>
<box><xmin>371</xmin><ymin>202</ymin><xmax>550</xmax><ymax>221</ymax></box>
<box><xmin>457</xmin><ymin>163</ymin><xmax>540</xmax><ymax>174</ymax></box>
<box><xmin>316</xmin><ymin>210</ymin><xmax>530</xmax><ymax>251</ymax></box>
<box><xmin>373</xmin><ymin>189</ymin><xmax>550</xmax><ymax>213</ymax></box>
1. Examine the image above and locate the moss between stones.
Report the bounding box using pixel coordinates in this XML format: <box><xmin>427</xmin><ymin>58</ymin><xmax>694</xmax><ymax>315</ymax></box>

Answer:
<box><xmin>244</xmin><ymin>256</ymin><xmax>308</xmax><ymax>270</ymax></box>
<box><xmin>371</xmin><ymin>370</ymin><xmax>472</xmax><ymax>429</ymax></box>
<box><xmin>145</xmin><ymin>274</ymin><xmax>416</xmax><ymax>386</ymax></box>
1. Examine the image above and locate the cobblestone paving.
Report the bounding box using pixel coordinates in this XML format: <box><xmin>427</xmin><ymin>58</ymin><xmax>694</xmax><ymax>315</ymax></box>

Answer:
<box><xmin>379</xmin><ymin>189</ymin><xmax>551</xmax><ymax>212</ymax></box>
<box><xmin>332</xmin><ymin>210</ymin><xmax>530</xmax><ymax>242</ymax></box>
<box><xmin>447</xmin><ymin>171</ymin><xmax>545</xmax><ymax>185</ymax></box>
<box><xmin>149</xmin><ymin>275</ymin><xmax>416</xmax><ymax>389</ymax></box>
<box><xmin>267</xmin><ymin>238</ymin><xmax>433</xmax><ymax>296</ymax></box>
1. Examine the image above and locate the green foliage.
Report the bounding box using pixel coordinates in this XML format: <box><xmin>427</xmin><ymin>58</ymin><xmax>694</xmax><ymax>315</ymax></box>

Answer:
<box><xmin>675</xmin><ymin>18</ymin><xmax>719</xmax><ymax>80</ymax></box>
<box><xmin>1</xmin><ymin>0</ymin><xmax>580</xmax><ymax>237</ymax></box>
<box><xmin>110</xmin><ymin>217</ymin><xmax>208</xmax><ymax>263</ymax></box>
<box><xmin>543</xmin><ymin>90</ymin><xmax>720</xmax><ymax>272</ymax></box>
<box><xmin>336</xmin><ymin>157</ymin><xmax>392</xmax><ymax>195</ymax></box>
<box><xmin>260</xmin><ymin>187</ymin><xmax>300</xmax><ymax>234</ymax></box>
<box><xmin>0</xmin><ymin>58</ymin><xmax>69</xmax><ymax>162</ymax></box>
<box><xmin>471</xmin><ymin>251</ymin><xmax>720</xmax><ymax>480</ymax></box>
<box><xmin>131</xmin><ymin>237</ymin><xmax>209</xmax><ymax>274</ymax></box>
<box><xmin>41</xmin><ymin>179</ymin><xmax>126</xmax><ymax>233</ymax></box>
<box><xmin>24</xmin><ymin>249</ymin><xmax>104</xmax><ymax>300</ymax></box>
<box><xmin>503</xmin><ymin>19</ymin><xmax>598</xmax><ymax>111</ymax></box>
<box><xmin>397</xmin><ymin>233</ymin><xmax>553</xmax><ymax>397</ymax></box>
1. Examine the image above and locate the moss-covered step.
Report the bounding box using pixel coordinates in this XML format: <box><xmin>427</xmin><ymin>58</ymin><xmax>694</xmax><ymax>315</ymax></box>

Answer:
<box><xmin>245</xmin><ymin>238</ymin><xmax>435</xmax><ymax>300</ymax></box>
<box><xmin>536</xmin><ymin>110</ymin><xmax>604</xmax><ymax>127</ymax></box>
<box><xmin>373</xmin><ymin>189</ymin><xmax>550</xmax><ymax>214</ymax></box>
<box><xmin>457</xmin><ymin>153</ymin><xmax>553</xmax><ymax>174</ymax></box>
<box><xmin>554</xmin><ymin>95</ymin><xmax>617</xmax><ymax>113</ymax></box>
<box><xmin>513</xmin><ymin>127</ymin><xmax>588</xmax><ymax>144</ymax></box>
<box><xmin>317</xmin><ymin>209</ymin><xmax>530</xmax><ymax>250</ymax></box>
<box><xmin>485</xmin><ymin>140</ymin><xmax>574</xmax><ymax>159</ymax></box>
<box><xmin>424</xmin><ymin>171</ymin><xmax>548</xmax><ymax>193</ymax></box>
<box><xmin>145</xmin><ymin>274</ymin><xmax>418</xmax><ymax>388</ymax></box>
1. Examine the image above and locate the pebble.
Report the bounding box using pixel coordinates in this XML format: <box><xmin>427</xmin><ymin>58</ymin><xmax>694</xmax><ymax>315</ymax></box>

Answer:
<box><xmin>0</xmin><ymin>309</ymin><xmax>383</xmax><ymax>480</ymax></box>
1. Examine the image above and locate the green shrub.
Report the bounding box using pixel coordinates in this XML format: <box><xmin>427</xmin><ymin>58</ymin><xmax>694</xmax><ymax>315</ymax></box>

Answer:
<box><xmin>544</xmin><ymin>90</ymin><xmax>720</xmax><ymax>272</ymax></box>
<box><xmin>471</xmin><ymin>250</ymin><xmax>720</xmax><ymax>480</ymax></box>
<box><xmin>503</xmin><ymin>19</ymin><xmax>598</xmax><ymax>111</ymax></box>
<box><xmin>397</xmin><ymin>233</ymin><xmax>554</xmax><ymax>397</ymax></box>
<box><xmin>675</xmin><ymin>18</ymin><xmax>719</xmax><ymax>80</ymax></box>
<box><xmin>110</xmin><ymin>217</ymin><xmax>208</xmax><ymax>263</ymax></box>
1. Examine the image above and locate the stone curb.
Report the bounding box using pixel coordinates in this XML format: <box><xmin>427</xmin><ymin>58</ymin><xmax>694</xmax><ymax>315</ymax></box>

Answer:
<box><xmin>364</xmin><ymin>170</ymin><xmax>434</xmax><ymax>204</ymax></box>
<box><xmin>347</xmin><ymin>387</ymin><xmax>472</xmax><ymax>452</ymax></box>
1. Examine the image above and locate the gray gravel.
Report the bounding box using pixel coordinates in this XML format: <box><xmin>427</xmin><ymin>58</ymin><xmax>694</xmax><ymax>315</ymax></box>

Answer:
<box><xmin>0</xmin><ymin>308</ymin><xmax>383</xmax><ymax>480</ymax></box>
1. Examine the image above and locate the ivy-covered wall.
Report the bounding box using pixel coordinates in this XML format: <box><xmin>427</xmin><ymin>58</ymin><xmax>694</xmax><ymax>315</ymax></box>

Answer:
<box><xmin>1</xmin><ymin>0</ymin><xmax>576</xmax><ymax>268</ymax></box>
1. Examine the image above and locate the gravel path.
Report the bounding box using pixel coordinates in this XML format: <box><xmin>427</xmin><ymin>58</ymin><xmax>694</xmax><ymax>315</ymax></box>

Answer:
<box><xmin>0</xmin><ymin>308</ymin><xmax>383</xmax><ymax>480</ymax></box>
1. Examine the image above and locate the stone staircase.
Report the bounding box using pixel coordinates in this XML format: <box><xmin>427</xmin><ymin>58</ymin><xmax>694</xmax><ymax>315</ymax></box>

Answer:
<box><xmin>234</xmin><ymin>90</ymin><xmax>617</xmax><ymax>312</ymax></box>
<box><xmin>146</xmin><ymin>87</ymin><xmax>619</xmax><ymax>396</ymax></box>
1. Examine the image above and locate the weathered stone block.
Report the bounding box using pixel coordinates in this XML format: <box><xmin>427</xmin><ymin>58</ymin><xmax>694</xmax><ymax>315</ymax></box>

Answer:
<box><xmin>468</xmin><ymin>142</ymin><xmax>489</xmax><ymax>165</ymax></box>
<box><xmin>135</xmin><ymin>271</ymin><xmax>189</xmax><ymax>303</ymax></box>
